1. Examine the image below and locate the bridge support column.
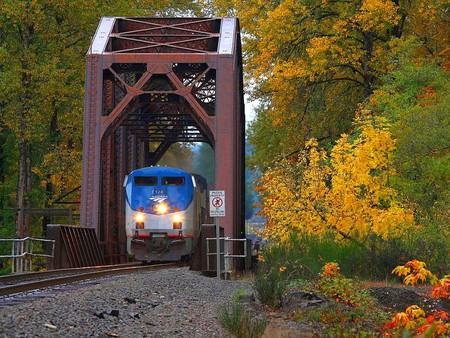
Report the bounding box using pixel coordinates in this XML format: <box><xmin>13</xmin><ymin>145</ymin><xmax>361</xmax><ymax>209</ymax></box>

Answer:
<box><xmin>215</xmin><ymin>56</ymin><xmax>245</xmax><ymax>239</ymax></box>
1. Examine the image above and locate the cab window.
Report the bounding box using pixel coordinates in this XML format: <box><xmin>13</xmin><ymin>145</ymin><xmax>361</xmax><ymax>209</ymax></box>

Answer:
<box><xmin>134</xmin><ymin>176</ymin><xmax>157</xmax><ymax>186</ymax></box>
<box><xmin>162</xmin><ymin>176</ymin><xmax>184</xmax><ymax>186</ymax></box>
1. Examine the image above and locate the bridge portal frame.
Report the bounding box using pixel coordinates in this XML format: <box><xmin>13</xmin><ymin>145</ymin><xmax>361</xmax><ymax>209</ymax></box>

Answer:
<box><xmin>80</xmin><ymin>17</ymin><xmax>245</xmax><ymax>263</ymax></box>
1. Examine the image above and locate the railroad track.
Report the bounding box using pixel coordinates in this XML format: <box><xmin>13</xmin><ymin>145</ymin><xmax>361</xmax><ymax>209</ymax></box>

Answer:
<box><xmin>0</xmin><ymin>262</ymin><xmax>177</xmax><ymax>298</ymax></box>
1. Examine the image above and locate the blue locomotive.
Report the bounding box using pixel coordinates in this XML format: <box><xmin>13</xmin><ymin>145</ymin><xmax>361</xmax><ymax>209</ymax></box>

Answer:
<box><xmin>124</xmin><ymin>166</ymin><xmax>208</xmax><ymax>262</ymax></box>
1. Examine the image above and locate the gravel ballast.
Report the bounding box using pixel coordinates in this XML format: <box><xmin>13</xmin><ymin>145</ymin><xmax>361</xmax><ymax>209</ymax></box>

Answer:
<box><xmin>0</xmin><ymin>267</ymin><xmax>253</xmax><ymax>337</ymax></box>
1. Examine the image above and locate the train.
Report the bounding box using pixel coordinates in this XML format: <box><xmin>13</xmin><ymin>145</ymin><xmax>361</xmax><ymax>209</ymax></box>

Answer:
<box><xmin>124</xmin><ymin>166</ymin><xmax>209</xmax><ymax>262</ymax></box>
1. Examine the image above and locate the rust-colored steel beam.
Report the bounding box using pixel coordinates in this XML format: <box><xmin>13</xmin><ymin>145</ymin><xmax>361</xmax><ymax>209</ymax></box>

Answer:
<box><xmin>81</xmin><ymin>17</ymin><xmax>244</xmax><ymax>263</ymax></box>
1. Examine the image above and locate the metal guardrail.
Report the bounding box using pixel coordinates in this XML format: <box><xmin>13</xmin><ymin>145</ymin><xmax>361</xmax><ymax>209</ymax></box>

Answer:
<box><xmin>47</xmin><ymin>225</ymin><xmax>105</xmax><ymax>268</ymax></box>
<box><xmin>0</xmin><ymin>237</ymin><xmax>55</xmax><ymax>273</ymax></box>
<box><xmin>205</xmin><ymin>237</ymin><xmax>247</xmax><ymax>275</ymax></box>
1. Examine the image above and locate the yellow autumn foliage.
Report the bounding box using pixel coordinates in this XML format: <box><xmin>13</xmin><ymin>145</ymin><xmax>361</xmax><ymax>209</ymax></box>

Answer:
<box><xmin>257</xmin><ymin>115</ymin><xmax>414</xmax><ymax>243</ymax></box>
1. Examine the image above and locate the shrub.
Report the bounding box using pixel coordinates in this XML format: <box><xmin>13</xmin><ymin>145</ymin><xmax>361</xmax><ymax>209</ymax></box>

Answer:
<box><xmin>297</xmin><ymin>262</ymin><xmax>388</xmax><ymax>336</ymax></box>
<box><xmin>253</xmin><ymin>266</ymin><xmax>288</xmax><ymax>308</ymax></box>
<box><xmin>252</xmin><ymin>239</ymin><xmax>305</xmax><ymax>308</ymax></box>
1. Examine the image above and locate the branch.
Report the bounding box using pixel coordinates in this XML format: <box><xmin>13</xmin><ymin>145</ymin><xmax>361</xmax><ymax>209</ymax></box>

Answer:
<box><xmin>336</xmin><ymin>63</ymin><xmax>365</xmax><ymax>79</ymax></box>
<box><xmin>421</xmin><ymin>145</ymin><xmax>450</xmax><ymax>159</ymax></box>
<box><xmin>308</xmin><ymin>76</ymin><xmax>365</xmax><ymax>87</ymax></box>
<box><xmin>64</xmin><ymin>37</ymin><xmax>84</xmax><ymax>50</ymax></box>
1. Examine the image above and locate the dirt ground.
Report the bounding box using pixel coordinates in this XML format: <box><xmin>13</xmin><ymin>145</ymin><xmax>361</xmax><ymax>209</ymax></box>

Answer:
<box><xmin>369</xmin><ymin>285</ymin><xmax>450</xmax><ymax>313</ymax></box>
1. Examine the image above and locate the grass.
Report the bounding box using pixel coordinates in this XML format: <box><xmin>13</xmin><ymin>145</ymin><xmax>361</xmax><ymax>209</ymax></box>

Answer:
<box><xmin>218</xmin><ymin>293</ymin><xmax>266</xmax><ymax>338</ymax></box>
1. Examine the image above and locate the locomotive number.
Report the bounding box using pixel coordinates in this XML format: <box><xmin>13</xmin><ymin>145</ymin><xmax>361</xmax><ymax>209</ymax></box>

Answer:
<box><xmin>152</xmin><ymin>189</ymin><xmax>166</xmax><ymax>195</ymax></box>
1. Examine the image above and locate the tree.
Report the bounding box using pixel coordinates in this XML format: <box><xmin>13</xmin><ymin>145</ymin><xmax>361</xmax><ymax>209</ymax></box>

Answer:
<box><xmin>365</xmin><ymin>41</ymin><xmax>450</xmax><ymax>269</ymax></box>
<box><xmin>192</xmin><ymin>142</ymin><xmax>215</xmax><ymax>187</ymax></box>
<box><xmin>0</xmin><ymin>0</ymin><xmax>203</xmax><ymax>237</ymax></box>
<box><xmin>257</xmin><ymin>114</ymin><xmax>414</xmax><ymax>245</ymax></box>
<box><xmin>370</xmin><ymin>54</ymin><xmax>450</xmax><ymax>218</ymax></box>
<box><xmin>399</xmin><ymin>0</ymin><xmax>450</xmax><ymax>69</ymax></box>
<box><xmin>214</xmin><ymin>0</ymin><xmax>402</xmax><ymax>169</ymax></box>
<box><xmin>157</xmin><ymin>143</ymin><xmax>194</xmax><ymax>172</ymax></box>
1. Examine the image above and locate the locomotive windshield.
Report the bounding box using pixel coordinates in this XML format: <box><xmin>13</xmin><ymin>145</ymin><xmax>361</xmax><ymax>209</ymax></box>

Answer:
<box><xmin>125</xmin><ymin>167</ymin><xmax>195</xmax><ymax>213</ymax></box>
<box><xmin>134</xmin><ymin>176</ymin><xmax>157</xmax><ymax>186</ymax></box>
<box><xmin>162</xmin><ymin>177</ymin><xmax>184</xmax><ymax>186</ymax></box>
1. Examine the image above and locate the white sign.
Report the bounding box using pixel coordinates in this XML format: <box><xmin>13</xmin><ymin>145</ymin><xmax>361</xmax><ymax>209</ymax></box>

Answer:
<box><xmin>90</xmin><ymin>17</ymin><xmax>115</xmax><ymax>54</ymax></box>
<box><xmin>218</xmin><ymin>18</ymin><xmax>236</xmax><ymax>54</ymax></box>
<box><xmin>209</xmin><ymin>190</ymin><xmax>225</xmax><ymax>217</ymax></box>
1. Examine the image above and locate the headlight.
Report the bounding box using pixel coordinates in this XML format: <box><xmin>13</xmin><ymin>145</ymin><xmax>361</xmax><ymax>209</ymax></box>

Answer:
<box><xmin>155</xmin><ymin>203</ymin><xmax>168</xmax><ymax>214</ymax></box>
<box><xmin>173</xmin><ymin>214</ymin><xmax>182</xmax><ymax>229</ymax></box>
<box><xmin>135</xmin><ymin>212</ymin><xmax>145</xmax><ymax>223</ymax></box>
<box><xmin>135</xmin><ymin>211</ymin><xmax>145</xmax><ymax>229</ymax></box>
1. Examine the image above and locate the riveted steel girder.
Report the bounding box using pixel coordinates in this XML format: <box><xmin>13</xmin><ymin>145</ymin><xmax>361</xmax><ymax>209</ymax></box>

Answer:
<box><xmin>80</xmin><ymin>17</ymin><xmax>245</xmax><ymax>263</ymax></box>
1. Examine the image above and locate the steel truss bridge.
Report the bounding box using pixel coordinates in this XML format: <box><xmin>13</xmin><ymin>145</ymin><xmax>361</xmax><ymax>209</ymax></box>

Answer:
<box><xmin>80</xmin><ymin>17</ymin><xmax>245</xmax><ymax>263</ymax></box>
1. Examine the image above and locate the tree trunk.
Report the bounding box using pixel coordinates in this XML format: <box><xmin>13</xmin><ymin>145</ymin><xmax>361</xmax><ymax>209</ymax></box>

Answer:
<box><xmin>0</xmin><ymin>133</ymin><xmax>5</xmax><ymax>229</ymax></box>
<box><xmin>16</xmin><ymin>19</ymin><xmax>33</xmax><ymax>238</ymax></box>
<box><xmin>16</xmin><ymin>142</ymin><xmax>30</xmax><ymax>237</ymax></box>
<box><xmin>362</xmin><ymin>31</ymin><xmax>375</xmax><ymax>98</ymax></box>
<box><xmin>42</xmin><ymin>174</ymin><xmax>53</xmax><ymax>236</ymax></box>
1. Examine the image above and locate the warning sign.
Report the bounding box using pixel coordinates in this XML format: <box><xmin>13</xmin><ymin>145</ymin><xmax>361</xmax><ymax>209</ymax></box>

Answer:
<box><xmin>209</xmin><ymin>190</ymin><xmax>225</xmax><ymax>217</ymax></box>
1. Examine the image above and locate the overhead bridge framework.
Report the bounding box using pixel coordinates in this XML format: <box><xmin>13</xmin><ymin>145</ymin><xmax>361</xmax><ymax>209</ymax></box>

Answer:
<box><xmin>80</xmin><ymin>17</ymin><xmax>245</xmax><ymax>263</ymax></box>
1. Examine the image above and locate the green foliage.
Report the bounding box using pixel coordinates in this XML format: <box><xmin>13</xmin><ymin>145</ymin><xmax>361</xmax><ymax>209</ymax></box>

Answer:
<box><xmin>316</xmin><ymin>263</ymin><xmax>372</xmax><ymax>307</ymax></box>
<box><xmin>368</xmin><ymin>50</ymin><xmax>450</xmax><ymax>275</ymax></box>
<box><xmin>394</xmin><ymin>222</ymin><xmax>450</xmax><ymax>276</ymax></box>
<box><xmin>299</xmin><ymin>234</ymin><xmax>367</xmax><ymax>277</ymax></box>
<box><xmin>372</xmin><ymin>56</ymin><xmax>450</xmax><ymax>216</ymax></box>
<box><xmin>191</xmin><ymin>143</ymin><xmax>215</xmax><ymax>187</ymax></box>
<box><xmin>0</xmin><ymin>262</ymin><xmax>12</xmax><ymax>276</ymax></box>
<box><xmin>247</xmin><ymin>104</ymin><xmax>315</xmax><ymax>171</ymax></box>
<box><xmin>157</xmin><ymin>143</ymin><xmax>194</xmax><ymax>171</ymax></box>
<box><xmin>219</xmin><ymin>296</ymin><xmax>266</xmax><ymax>338</ymax></box>
<box><xmin>253</xmin><ymin>230</ymin><xmax>448</xmax><ymax>285</ymax></box>
<box><xmin>245</xmin><ymin>169</ymin><xmax>255</xmax><ymax>220</ymax></box>
<box><xmin>0</xmin><ymin>0</ymin><xmax>110</xmax><ymax>237</ymax></box>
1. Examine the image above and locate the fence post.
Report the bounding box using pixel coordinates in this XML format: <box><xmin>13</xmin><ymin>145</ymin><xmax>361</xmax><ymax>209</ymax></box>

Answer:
<box><xmin>11</xmin><ymin>241</ymin><xmax>16</xmax><ymax>273</ymax></box>
<box><xmin>28</xmin><ymin>239</ymin><xmax>33</xmax><ymax>271</ymax></box>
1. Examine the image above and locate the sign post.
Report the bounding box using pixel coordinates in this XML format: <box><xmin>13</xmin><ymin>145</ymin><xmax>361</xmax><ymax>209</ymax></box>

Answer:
<box><xmin>209</xmin><ymin>190</ymin><xmax>225</xmax><ymax>279</ymax></box>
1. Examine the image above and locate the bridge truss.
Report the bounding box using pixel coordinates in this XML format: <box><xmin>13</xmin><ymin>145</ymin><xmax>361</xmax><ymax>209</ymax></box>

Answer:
<box><xmin>80</xmin><ymin>17</ymin><xmax>245</xmax><ymax>263</ymax></box>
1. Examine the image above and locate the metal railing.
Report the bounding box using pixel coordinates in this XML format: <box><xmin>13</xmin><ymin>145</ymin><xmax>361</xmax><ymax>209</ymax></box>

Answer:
<box><xmin>0</xmin><ymin>237</ymin><xmax>55</xmax><ymax>273</ymax></box>
<box><xmin>205</xmin><ymin>237</ymin><xmax>247</xmax><ymax>275</ymax></box>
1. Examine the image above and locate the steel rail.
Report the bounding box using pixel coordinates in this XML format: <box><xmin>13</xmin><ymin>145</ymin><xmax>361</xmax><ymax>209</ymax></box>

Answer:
<box><xmin>0</xmin><ymin>263</ymin><xmax>177</xmax><ymax>297</ymax></box>
<box><xmin>0</xmin><ymin>262</ymin><xmax>141</xmax><ymax>284</ymax></box>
